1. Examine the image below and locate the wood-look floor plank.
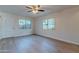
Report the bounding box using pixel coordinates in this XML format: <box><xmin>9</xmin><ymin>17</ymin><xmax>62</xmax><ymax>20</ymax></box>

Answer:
<box><xmin>0</xmin><ymin>35</ymin><xmax>79</xmax><ymax>53</ymax></box>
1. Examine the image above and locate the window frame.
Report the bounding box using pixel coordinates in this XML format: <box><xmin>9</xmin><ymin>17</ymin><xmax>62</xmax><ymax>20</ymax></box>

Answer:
<box><xmin>19</xmin><ymin>19</ymin><xmax>32</xmax><ymax>29</ymax></box>
<box><xmin>43</xmin><ymin>18</ymin><xmax>56</xmax><ymax>30</ymax></box>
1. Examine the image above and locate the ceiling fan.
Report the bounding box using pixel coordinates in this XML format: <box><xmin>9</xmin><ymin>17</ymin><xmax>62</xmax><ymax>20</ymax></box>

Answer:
<box><xmin>25</xmin><ymin>5</ymin><xmax>45</xmax><ymax>14</ymax></box>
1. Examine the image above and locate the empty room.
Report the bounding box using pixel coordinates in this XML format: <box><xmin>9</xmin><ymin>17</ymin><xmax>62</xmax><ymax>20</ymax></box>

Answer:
<box><xmin>0</xmin><ymin>5</ymin><xmax>79</xmax><ymax>53</ymax></box>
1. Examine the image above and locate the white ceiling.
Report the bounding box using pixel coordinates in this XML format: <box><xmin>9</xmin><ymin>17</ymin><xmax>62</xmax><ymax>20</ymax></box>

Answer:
<box><xmin>0</xmin><ymin>5</ymin><xmax>78</xmax><ymax>18</ymax></box>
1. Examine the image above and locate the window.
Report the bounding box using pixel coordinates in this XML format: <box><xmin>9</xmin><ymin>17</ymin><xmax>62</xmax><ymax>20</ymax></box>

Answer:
<box><xmin>19</xmin><ymin>19</ymin><xmax>31</xmax><ymax>29</ymax></box>
<box><xmin>43</xmin><ymin>18</ymin><xmax>55</xmax><ymax>30</ymax></box>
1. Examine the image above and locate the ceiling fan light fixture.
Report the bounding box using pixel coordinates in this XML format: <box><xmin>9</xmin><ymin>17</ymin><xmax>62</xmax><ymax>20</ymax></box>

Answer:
<box><xmin>26</xmin><ymin>5</ymin><xmax>44</xmax><ymax>14</ymax></box>
<box><xmin>31</xmin><ymin>5</ymin><xmax>39</xmax><ymax>14</ymax></box>
<box><xmin>36</xmin><ymin>5</ymin><xmax>39</xmax><ymax>10</ymax></box>
<box><xmin>32</xmin><ymin>10</ymin><xmax>38</xmax><ymax>14</ymax></box>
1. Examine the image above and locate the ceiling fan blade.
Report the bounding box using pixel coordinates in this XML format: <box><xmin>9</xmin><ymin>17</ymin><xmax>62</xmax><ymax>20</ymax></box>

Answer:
<box><xmin>38</xmin><ymin>10</ymin><xmax>45</xmax><ymax>12</ymax></box>
<box><xmin>25</xmin><ymin>6</ymin><xmax>32</xmax><ymax>9</ymax></box>
<box><xmin>27</xmin><ymin>10</ymin><xmax>32</xmax><ymax>12</ymax></box>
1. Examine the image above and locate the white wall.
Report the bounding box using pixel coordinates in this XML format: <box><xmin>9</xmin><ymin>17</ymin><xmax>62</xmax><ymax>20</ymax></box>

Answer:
<box><xmin>0</xmin><ymin>12</ymin><xmax>34</xmax><ymax>39</ymax></box>
<box><xmin>0</xmin><ymin>6</ymin><xmax>79</xmax><ymax>45</ymax></box>
<box><xmin>35</xmin><ymin>7</ymin><xmax>79</xmax><ymax>45</ymax></box>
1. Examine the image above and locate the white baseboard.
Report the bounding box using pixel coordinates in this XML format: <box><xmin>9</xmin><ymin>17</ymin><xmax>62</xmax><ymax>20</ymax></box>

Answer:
<box><xmin>1</xmin><ymin>33</ymin><xmax>79</xmax><ymax>45</ymax></box>
<box><xmin>37</xmin><ymin>34</ymin><xmax>79</xmax><ymax>45</ymax></box>
<box><xmin>0</xmin><ymin>33</ymin><xmax>32</xmax><ymax>40</ymax></box>
<box><xmin>52</xmin><ymin>36</ymin><xmax>79</xmax><ymax>45</ymax></box>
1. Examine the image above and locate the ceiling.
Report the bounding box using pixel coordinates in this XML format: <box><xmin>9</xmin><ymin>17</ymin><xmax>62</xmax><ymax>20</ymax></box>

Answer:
<box><xmin>0</xmin><ymin>5</ymin><xmax>78</xmax><ymax>18</ymax></box>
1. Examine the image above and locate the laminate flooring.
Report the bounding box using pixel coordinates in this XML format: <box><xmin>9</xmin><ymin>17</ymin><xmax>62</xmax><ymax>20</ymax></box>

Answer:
<box><xmin>0</xmin><ymin>35</ymin><xmax>79</xmax><ymax>53</ymax></box>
